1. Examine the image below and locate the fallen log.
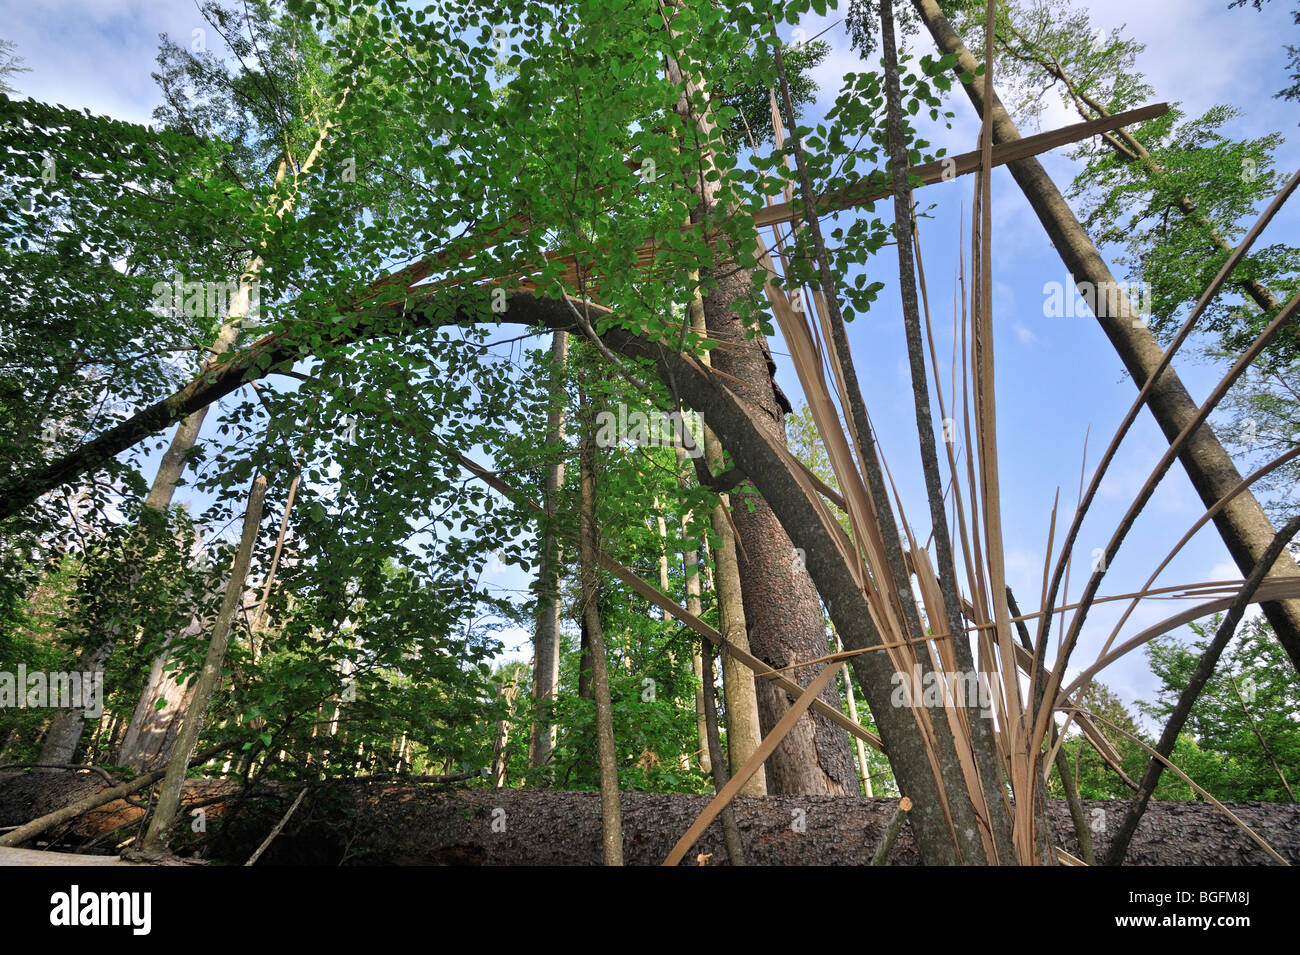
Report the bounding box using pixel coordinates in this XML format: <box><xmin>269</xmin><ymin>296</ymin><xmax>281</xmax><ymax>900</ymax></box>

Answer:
<box><xmin>0</xmin><ymin>846</ymin><xmax>153</xmax><ymax>866</ymax></box>
<box><xmin>0</xmin><ymin>744</ymin><xmax>228</xmax><ymax>849</ymax></box>
<box><xmin>325</xmin><ymin>789</ymin><xmax>1299</xmax><ymax>866</ymax></box>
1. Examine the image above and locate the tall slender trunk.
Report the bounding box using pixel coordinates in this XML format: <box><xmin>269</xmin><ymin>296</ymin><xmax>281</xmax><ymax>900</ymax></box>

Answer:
<box><xmin>701</xmin><ymin>646</ymin><xmax>746</xmax><ymax>865</ymax></box>
<box><xmin>834</xmin><ymin>632</ymin><xmax>873</xmax><ymax>797</ymax></box>
<box><xmin>705</xmin><ymin>469</ymin><xmax>769</xmax><ymax>796</ymax></box>
<box><xmin>578</xmin><ymin>390</ymin><xmax>623</xmax><ymax>866</ymax></box>
<box><xmin>529</xmin><ymin>331</ymin><xmax>569</xmax><ymax>778</ymax></box>
<box><xmin>492</xmin><ymin>672</ymin><xmax>520</xmax><ymax>789</ymax></box>
<box><xmin>872</xmin><ymin>0</ymin><xmax>1018</xmax><ymax>862</ymax></box>
<box><xmin>653</xmin><ymin>496</ymin><xmax>693</xmax><ymax>773</ymax></box>
<box><xmin>250</xmin><ymin>466</ymin><xmax>304</xmax><ymax>644</ymax></box>
<box><xmin>118</xmin><ymin>421</ymin><xmax>296</xmax><ymax>771</ymax></box>
<box><xmin>911</xmin><ymin>0</ymin><xmax>1300</xmax><ymax>669</ymax></box>
<box><xmin>572</xmin><ymin>588</ymin><xmax>596</xmax><ymax>786</ymax></box>
<box><xmin>688</xmin><ymin>296</ymin><xmax>766</xmax><ymax>795</ymax></box>
<box><xmin>132</xmin><ymin>475</ymin><xmax>266</xmax><ymax>860</ymax></box>
<box><xmin>676</xmin><ymin>446</ymin><xmax>712</xmax><ymax>775</ymax></box>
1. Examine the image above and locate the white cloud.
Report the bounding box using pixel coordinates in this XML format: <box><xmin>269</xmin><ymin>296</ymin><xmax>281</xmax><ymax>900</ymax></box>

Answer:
<box><xmin>1012</xmin><ymin>322</ymin><xmax>1037</xmax><ymax>345</ymax></box>
<box><xmin>1208</xmin><ymin>560</ymin><xmax>1243</xmax><ymax>584</ymax></box>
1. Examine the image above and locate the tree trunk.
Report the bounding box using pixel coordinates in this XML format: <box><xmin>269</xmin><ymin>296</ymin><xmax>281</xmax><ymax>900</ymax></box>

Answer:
<box><xmin>699</xmin><ymin>426</ymin><xmax>768</xmax><ymax>795</ymax></box>
<box><xmin>143</xmin><ymin>321</ymin><xmax>242</xmax><ymax>516</ymax></box>
<box><xmin>702</xmin><ymin>294</ymin><xmax>854</xmax><ymax>795</ymax></box>
<box><xmin>115</xmin><ymin>622</ymin><xmax>201</xmax><ymax>772</ymax></box>
<box><xmin>34</xmin><ymin>641</ymin><xmax>111</xmax><ymax>769</ymax></box>
<box><xmin>569</xmin><ymin>605</ymin><xmax>597</xmax><ymax>786</ymax></box>
<box><xmin>835</xmin><ymin>632</ymin><xmax>873</xmax><ymax>797</ymax></box>
<box><xmin>911</xmin><ymin>0</ymin><xmax>1300</xmax><ymax>669</ymax></box>
<box><xmin>39</xmin><ymin>291</ymin><xmax>247</xmax><ymax>767</ymax></box>
<box><xmin>675</xmin><ymin>454</ymin><xmax>712</xmax><ymax>776</ymax></box>
<box><xmin>701</xmin><ymin>646</ymin><xmax>746</xmax><ymax>865</ymax></box>
<box><xmin>529</xmin><ymin>330</ymin><xmax>568</xmax><ymax>777</ymax></box>
<box><xmin>132</xmin><ymin>475</ymin><xmax>266</xmax><ymax>860</ymax></box>
<box><xmin>578</xmin><ymin>393</ymin><xmax>623</xmax><ymax>866</ymax></box>
<box><xmin>653</xmin><ymin>496</ymin><xmax>693</xmax><ymax>773</ymax></box>
<box><xmin>36</xmin><ymin>423</ymin><xmax>209</xmax><ymax>768</ymax></box>
<box><xmin>0</xmin><ymin>743</ymin><xmax>230</xmax><ymax>850</ymax></box>
<box><xmin>681</xmin><ymin>288</ymin><xmax>766</xmax><ymax>794</ymax></box>
<box><xmin>492</xmin><ymin>674</ymin><xmax>519</xmax><ymax>790</ymax></box>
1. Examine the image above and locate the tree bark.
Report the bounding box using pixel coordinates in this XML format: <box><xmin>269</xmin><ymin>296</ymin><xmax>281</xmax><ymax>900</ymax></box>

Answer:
<box><xmin>695</xmin><ymin>196</ymin><xmax>854</xmax><ymax>799</ymax></box>
<box><xmin>675</xmin><ymin>455</ymin><xmax>712</xmax><ymax>775</ymax></box>
<box><xmin>6</xmin><ymin>779</ymin><xmax>1295</xmax><ymax>865</ymax></box>
<box><xmin>132</xmin><ymin>475</ymin><xmax>266</xmax><ymax>860</ymax></box>
<box><xmin>115</xmin><ymin>624</ymin><xmax>201</xmax><ymax>772</ymax></box>
<box><xmin>529</xmin><ymin>330</ymin><xmax>568</xmax><ymax>778</ymax></box>
<box><xmin>578</xmin><ymin>393</ymin><xmax>624</xmax><ymax>866</ymax></box>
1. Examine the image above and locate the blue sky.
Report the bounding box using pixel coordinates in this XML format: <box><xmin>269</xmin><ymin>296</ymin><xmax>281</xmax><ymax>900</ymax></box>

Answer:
<box><xmin>4</xmin><ymin>0</ymin><xmax>1297</xmax><ymax>726</ymax></box>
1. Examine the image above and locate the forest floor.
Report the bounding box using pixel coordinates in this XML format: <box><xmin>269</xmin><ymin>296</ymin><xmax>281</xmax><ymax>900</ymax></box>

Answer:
<box><xmin>3</xmin><ymin>772</ymin><xmax>1297</xmax><ymax>865</ymax></box>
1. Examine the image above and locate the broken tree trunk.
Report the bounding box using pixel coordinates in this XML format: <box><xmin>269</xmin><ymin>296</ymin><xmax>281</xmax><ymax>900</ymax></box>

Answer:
<box><xmin>0</xmin><ymin>743</ymin><xmax>230</xmax><ymax>849</ymax></box>
<box><xmin>115</xmin><ymin>623</ymin><xmax>201</xmax><ymax>773</ymax></box>
<box><xmin>910</xmin><ymin>0</ymin><xmax>1300</xmax><ymax>669</ymax></box>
